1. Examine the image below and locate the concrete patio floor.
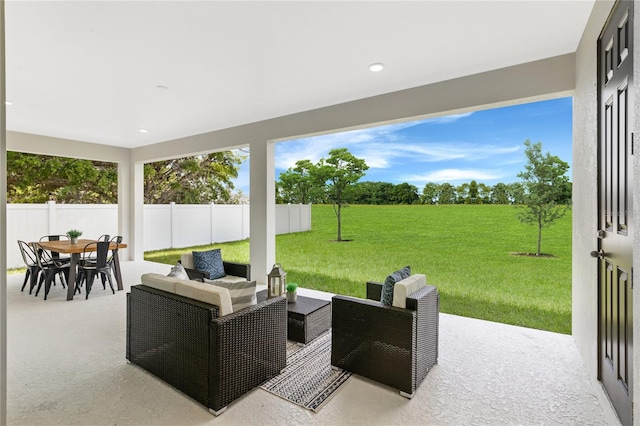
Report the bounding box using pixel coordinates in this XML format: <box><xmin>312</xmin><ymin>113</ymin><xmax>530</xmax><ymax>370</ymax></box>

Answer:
<box><xmin>6</xmin><ymin>260</ymin><xmax>620</xmax><ymax>425</ymax></box>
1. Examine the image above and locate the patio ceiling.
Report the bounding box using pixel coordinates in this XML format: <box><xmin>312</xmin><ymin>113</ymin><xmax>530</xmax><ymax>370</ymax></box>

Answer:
<box><xmin>4</xmin><ymin>0</ymin><xmax>594</xmax><ymax>149</ymax></box>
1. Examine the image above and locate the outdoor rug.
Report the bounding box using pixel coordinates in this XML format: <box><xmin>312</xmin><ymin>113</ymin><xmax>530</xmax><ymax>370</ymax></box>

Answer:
<box><xmin>260</xmin><ymin>329</ymin><xmax>352</xmax><ymax>412</ymax></box>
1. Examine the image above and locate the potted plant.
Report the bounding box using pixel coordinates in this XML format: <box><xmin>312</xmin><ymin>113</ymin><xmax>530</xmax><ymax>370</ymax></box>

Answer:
<box><xmin>66</xmin><ymin>229</ymin><xmax>83</xmax><ymax>244</ymax></box>
<box><xmin>286</xmin><ymin>282</ymin><xmax>298</xmax><ymax>303</ymax></box>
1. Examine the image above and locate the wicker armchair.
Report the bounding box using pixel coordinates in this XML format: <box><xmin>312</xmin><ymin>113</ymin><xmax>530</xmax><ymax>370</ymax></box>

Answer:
<box><xmin>126</xmin><ymin>284</ymin><xmax>286</xmax><ymax>415</ymax></box>
<box><xmin>331</xmin><ymin>281</ymin><xmax>439</xmax><ymax>398</ymax></box>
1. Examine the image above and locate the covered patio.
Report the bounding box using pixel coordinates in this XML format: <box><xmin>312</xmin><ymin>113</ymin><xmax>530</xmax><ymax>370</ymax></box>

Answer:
<box><xmin>6</xmin><ymin>260</ymin><xmax>618</xmax><ymax>425</ymax></box>
<box><xmin>1</xmin><ymin>1</ymin><xmax>639</xmax><ymax>425</ymax></box>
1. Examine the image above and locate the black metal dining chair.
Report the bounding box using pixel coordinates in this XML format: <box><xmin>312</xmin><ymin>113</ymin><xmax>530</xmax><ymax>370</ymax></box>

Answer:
<box><xmin>17</xmin><ymin>240</ymin><xmax>41</xmax><ymax>294</ymax></box>
<box><xmin>76</xmin><ymin>241</ymin><xmax>115</xmax><ymax>299</ymax></box>
<box><xmin>33</xmin><ymin>242</ymin><xmax>70</xmax><ymax>300</ymax></box>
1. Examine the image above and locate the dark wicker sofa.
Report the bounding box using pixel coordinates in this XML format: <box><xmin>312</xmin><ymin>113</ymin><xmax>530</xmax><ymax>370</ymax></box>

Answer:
<box><xmin>331</xmin><ymin>281</ymin><xmax>439</xmax><ymax>398</ymax></box>
<box><xmin>126</xmin><ymin>284</ymin><xmax>286</xmax><ymax>415</ymax></box>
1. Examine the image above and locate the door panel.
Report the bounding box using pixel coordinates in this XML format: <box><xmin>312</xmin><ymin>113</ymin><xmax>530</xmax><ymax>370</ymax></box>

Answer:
<box><xmin>598</xmin><ymin>2</ymin><xmax>634</xmax><ymax>425</ymax></box>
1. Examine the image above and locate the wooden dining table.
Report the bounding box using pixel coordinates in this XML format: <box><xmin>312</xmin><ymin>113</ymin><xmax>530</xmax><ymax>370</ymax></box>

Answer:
<box><xmin>34</xmin><ymin>239</ymin><xmax>128</xmax><ymax>300</ymax></box>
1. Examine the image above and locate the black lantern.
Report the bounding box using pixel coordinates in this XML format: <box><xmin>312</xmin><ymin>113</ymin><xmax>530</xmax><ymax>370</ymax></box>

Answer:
<box><xmin>267</xmin><ymin>263</ymin><xmax>287</xmax><ymax>298</ymax></box>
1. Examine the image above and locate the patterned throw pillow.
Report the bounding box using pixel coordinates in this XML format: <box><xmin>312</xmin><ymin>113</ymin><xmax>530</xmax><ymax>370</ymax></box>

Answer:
<box><xmin>192</xmin><ymin>249</ymin><xmax>226</xmax><ymax>280</ymax></box>
<box><xmin>205</xmin><ymin>279</ymin><xmax>257</xmax><ymax>312</ymax></box>
<box><xmin>380</xmin><ymin>266</ymin><xmax>411</xmax><ymax>306</ymax></box>
<box><xmin>167</xmin><ymin>262</ymin><xmax>189</xmax><ymax>280</ymax></box>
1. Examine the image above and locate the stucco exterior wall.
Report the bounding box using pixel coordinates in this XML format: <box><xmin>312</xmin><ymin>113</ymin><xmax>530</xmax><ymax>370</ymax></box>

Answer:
<box><xmin>573</xmin><ymin>1</ymin><xmax>640</xmax><ymax>423</ymax></box>
<box><xmin>572</xmin><ymin>0</ymin><xmax>614</xmax><ymax>382</ymax></box>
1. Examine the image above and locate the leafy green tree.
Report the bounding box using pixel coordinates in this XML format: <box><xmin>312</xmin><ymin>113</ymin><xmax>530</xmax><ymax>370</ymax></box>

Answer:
<box><xmin>456</xmin><ymin>183</ymin><xmax>469</xmax><ymax>204</ymax></box>
<box><xmin>276</xmin><ymin>159</ymin><xmax>318</xmax><ymax>204</ymax></box>
<box><xmin>7</xmin><ymin>152</ymin><xmax>117</xmax><ymax>203</ymax></box>
<box><xmin>314</xmin><ymin>148</ymin><xmax>368</xmax><ymax>241</ymax></box>
<box><xmin>508</xmin><ymin>182</ymin><xmax>526</xmax><ymax>204</ymax></box>
<box><xmin>467</xmin><ymin>180</ymin><xmax>480</xmax><ymax>204</ymax></box>
<box><xmin>421</xmin><ymin>182</ymin><xmax>440</xmax><ymax>204</ymax></box>
<box><xmin>438</xmin><ymin>183</ymin><xmax>457</xmax><ymax>204</ymax></box>
<box><xmin>478</xmin><ymin>182</ymin><xmax>491</xmax><ymax>204</ymax></box>
<box><xmin>491</xmin><ymin>183</ymin><xmax>510</xmax><ymax>204</ymax></box>
<box><xmin>391</xmin><ymin>182</ymin><xmax>419</xmax><ymax>204</ymax></box>
<box><xmin>144</xmin><ymin>152</ymin><xmax>240</xmax><ymax>204</ymax></box>
<box><xmin>517</xmin><ymin>140</ymin><xmax>570</xmax><ymax>255</ymax></box>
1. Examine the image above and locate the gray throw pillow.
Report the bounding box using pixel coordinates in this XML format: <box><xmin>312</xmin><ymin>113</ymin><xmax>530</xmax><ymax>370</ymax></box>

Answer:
<box><xmin>380</xmin><ymin>265</ymin><xmax>411</xmax><ymax>306</ymax></box>
<box><xmin>167</xmin><ymin>262</ymin><xmax>189</xmax><ymax>280</ymax></box>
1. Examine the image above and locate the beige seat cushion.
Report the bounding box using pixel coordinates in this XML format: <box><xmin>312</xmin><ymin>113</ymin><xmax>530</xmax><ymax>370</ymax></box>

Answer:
<box><xmin>392</xmin><ymin>274</ymin><xmax>427</xmax><ymax>309</ymax></box>
<box><xmin>141</xmin><ymin>273</ymin><xmax>233</xmax><ymax>316</ymax></box>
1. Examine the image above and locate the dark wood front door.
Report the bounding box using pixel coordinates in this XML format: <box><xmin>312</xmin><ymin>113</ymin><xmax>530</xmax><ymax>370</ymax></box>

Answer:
<box><xmin>597</xmin><ymin>1</ymin><xmax>634</xmax><ymax>425</ymax></box>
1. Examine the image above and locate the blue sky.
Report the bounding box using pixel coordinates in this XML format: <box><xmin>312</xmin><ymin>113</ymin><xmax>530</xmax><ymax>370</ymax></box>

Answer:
<box><xmin>235</xmin><ymin>97</ymin><xmax>572</xmax><ymax>195</ymax></box>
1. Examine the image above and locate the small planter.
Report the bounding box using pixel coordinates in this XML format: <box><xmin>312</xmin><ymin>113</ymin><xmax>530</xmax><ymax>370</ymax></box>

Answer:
<box><xmin>286</xmin><ymin>291</ymin><xmax>297</xmax><ymax>304</ymax></box>
<box><xmin>70</xmin><ymin>237</ymin><xmax>78</xmax><ymax>244</ymax></box>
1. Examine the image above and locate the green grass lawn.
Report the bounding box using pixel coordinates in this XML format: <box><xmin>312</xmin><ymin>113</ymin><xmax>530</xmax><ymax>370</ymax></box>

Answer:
<box><xmin>145</xmin><ymin>204</ymin><xmax>572</xmax><ymax>334</ymax></box>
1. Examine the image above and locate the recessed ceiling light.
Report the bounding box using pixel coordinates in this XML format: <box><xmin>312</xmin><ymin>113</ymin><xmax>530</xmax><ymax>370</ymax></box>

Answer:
<box><xmin>139</xmin><ymin>128</ymin><xmax>149</xmax><ymax>133</ymax></box>
<box><xmin>156</xmin><ymin>85</ymin><xmax>169</xmax><ymax>90</ymax></box>
<box><xmin>5</xmin><ymin>100</ymin><xmax>14</xmax><ymax>106</ymax></box>
<box><xmin>369</xmin><ymin>63</ymin><xmax>384</xmax><ymax>72</ymax></box>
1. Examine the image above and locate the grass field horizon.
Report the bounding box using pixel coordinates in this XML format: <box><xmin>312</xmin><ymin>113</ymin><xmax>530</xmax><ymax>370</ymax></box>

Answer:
<box><xmin>145</xmin><ymin>204</ymin><xmax>572</xmax><ymax>334</ymax></box>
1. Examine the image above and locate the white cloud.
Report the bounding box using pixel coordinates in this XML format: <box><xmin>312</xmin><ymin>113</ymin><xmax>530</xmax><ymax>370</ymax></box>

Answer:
<box><xmin>424</xmin><ymin>112</ymin><xmax>474</xmax><ymax>124</ymax></box>
<box><xmin>405</xmin><ymin>169</ymin><xmax>507</xmax><ymax>184</ymax></box>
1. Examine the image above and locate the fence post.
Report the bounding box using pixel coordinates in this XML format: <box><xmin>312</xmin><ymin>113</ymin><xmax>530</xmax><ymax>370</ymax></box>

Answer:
<box><xmin>210</xmin><ymin>202</ymin><xmax>216</xmax><ymax>244</ymax></box>
<box><xmin>170</xmin><ymin>202</ymin><xmax>176</xmax><ymax>248</ymax></box>
<box><xmin>47</xmin><ymin>200</ymin><xmax>56</xmax><ymax>235</ymax></box>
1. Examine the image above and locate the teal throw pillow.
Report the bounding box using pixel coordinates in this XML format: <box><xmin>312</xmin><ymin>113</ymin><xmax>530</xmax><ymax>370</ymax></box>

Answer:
<box><xmin>380</xmin><ymin>266</ymin><xmax>411</xmax><ymax>306</ymax></box>
<box><xmin>192</xmin><ymin>249</ymin><xmax>226</xmax><ymax>280</ymax></box>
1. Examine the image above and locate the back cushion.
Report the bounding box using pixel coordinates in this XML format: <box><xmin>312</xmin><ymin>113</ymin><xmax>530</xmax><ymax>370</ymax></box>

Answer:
<box><xmin>140</xmin><ymin>273</ymin><xmax>233</xmax><ymax>316</ymax></box>
<box><xmin>180</xmin><ymin>253</ymin><xmax>195</xmax><ymax>269</ymax></box>
<box><xmin>392</xmin><ymin>274</ymin><xmax>427</xmax><ymax>309</ymax></box>
<box><xmin>173</xmin><ymin>280</ymin><xmax>233</xmax><ymax>316</ymax></box>
<box><xmin>205</xmin><ymin>279</ymin><xmax>257</xmax><ymax>312</ymax></box>
<box><xmin>141</xmin><ymin>273</ymin><xmax>179</xmax><ymax>293</ymax></box>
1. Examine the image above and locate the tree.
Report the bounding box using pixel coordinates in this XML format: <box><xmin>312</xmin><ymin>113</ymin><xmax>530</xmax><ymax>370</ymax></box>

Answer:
<box><xmin>314</xmin><ymin>148</ymin><xmax>368</xmax><ymax>241</ymax></box>
<box><xmin>390</xmin><ymin>182</ymin><xmax>419</xmax><ymax>204</ymax></box>
<box><xmin>144</xmin><ymin>152</ymin><xmax>241</xmax><ymax>204</ymax></box>
<box><xmin>467</xmin><ymin>180</ymin><xmax>479</xmax><ymax>204</ymax></box>
<box><xmin>276</xmin><ymin>159</ymin><xmax>318</xmax><ymax>204</ymax></box>
<box><xmin>438</xmin><ymin>183</ymin><xmax>457</xmax><ymax>204</ymax></box>
<box><xmin>7</xmin><ymin>152</ymin><xmax>117</xmax><ymax>203</ymax></box>
<box><xmin>421</xmin><ymin>182</ymin><xmax>440</xmax><ymax>204</ymax></box>
<box><xmin>490</xmin><ymin>183</ymin><xmax>510</xmax><ymax>204</ymax></box>
<box><xmin>517</xmin><ymin>140</ymin><xmax>570</xmax><ymax>255</ymax></box>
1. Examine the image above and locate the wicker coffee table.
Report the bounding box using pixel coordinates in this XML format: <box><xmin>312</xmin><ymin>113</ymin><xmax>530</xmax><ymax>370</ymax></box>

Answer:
<box><xmin>257</xmin><ymin>290</ymin><xmax>331</xmax><ymax>344</ymax></box>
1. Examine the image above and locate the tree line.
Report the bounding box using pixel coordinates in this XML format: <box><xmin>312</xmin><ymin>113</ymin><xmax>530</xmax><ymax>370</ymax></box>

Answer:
<box><xmin>6</xmin><ymin>151</ymin><xmax>242</xmax><ymax>204</ymax></box>
<box><xmin>278</xmin><ymin>175</ymin><xmax>571</xmax><ymax>206</ymax></box>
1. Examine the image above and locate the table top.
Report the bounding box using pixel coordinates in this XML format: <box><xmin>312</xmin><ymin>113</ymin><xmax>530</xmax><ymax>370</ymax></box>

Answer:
<box><xmin>34</xmin><ymin>239</ymin><xmax>127</xmax><ymax>254</ymax></box>
<box><xmin>286</xmin><ymin>295</ymin><xmax>331</xmax><ymax>316</ymax></box>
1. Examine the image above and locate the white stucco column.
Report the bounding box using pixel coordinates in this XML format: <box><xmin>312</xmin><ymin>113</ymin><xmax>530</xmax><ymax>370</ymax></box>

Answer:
<box><xmin>117</xmin><ymin>154</ymin><xmax>132</xmax><ymax>260</ymax></box>
<box><xmin>131</xmin><ymin>161</ymin><xmax>145</xmax><ymax>261</ymax></box>
<box><xmin>249</xmin><ymin>139</ymin><xmax>276</xmax><ymax>284</ymax></box>
<box><xmin>0</xmin><ymin>0</ymin><xmax>6</xmax><ymax>422</ymax></box>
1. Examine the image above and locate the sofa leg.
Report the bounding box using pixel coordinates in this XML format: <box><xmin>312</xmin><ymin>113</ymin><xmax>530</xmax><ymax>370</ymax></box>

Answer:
<box><xmin>400</xmin><ymin>391</ymin><xmax>414</xmax><ymax>399</ymax></box>
<box><xmin>209</xmin><ymin>406</ymin><xmax>227</xmax><ymax>416</ymax></box>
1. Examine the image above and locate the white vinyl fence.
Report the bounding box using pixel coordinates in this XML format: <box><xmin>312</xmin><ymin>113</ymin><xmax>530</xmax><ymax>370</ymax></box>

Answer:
<box><xmin>7</xmin><ymin>202</ymin><xmax>311</xmax><ymax>269</ymax></box>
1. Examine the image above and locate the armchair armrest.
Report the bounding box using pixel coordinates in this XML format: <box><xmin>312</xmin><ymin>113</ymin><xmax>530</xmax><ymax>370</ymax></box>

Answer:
<box><xmin>366</xmin><ymin>281</ymin><xmax>383</xmax><ymax>301</ymax></box>
<box><xmin>179</xmin><ymin>260</ymin><xmax>251</xmax><ymax>281</ymax></box>
<box><xmin>223</xmin><ymin>261</ymin><xmax>251</xmax><ymax>280</ymax></box>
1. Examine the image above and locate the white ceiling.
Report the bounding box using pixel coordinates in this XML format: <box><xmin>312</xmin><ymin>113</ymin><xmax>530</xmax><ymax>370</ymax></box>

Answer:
<box><xmin>4</xmin><ymin>0</ymin><xmax>595</xmax><ymax>149</ymax></box>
